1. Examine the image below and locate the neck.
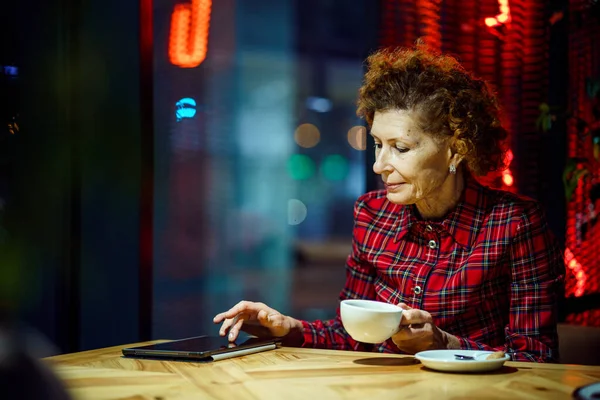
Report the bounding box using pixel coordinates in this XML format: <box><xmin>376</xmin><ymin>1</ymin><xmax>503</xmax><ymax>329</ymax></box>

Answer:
<box><xmin>415</xmin><ymin>171</ymin><xmax>466</xmax><ymax>220</ymax></box>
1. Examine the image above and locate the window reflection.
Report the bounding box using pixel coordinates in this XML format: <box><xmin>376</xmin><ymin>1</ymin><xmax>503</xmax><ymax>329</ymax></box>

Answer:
<box><xmin>153</xmin><ymin>0</ymin><xmax>378</xmax><ymax>338</ymax></box>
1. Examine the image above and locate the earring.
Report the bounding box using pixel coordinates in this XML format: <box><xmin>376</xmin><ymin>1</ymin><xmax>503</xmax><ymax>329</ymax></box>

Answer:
<box><xmin>449</xmin><ymin>164</ymin><xmax>456</xmax><ymax>174</ymax></box>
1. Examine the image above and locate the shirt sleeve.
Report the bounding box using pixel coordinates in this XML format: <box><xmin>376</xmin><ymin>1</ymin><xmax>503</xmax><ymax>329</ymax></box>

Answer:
<box><xmin>457</xmin><ymin>202</ymin><xmax>565</xmax><ymax>362</ymax></box>
<box><xmin>300</xmin><ymin>198</ymin><xmax>378</xmax><ymax>351</ymax></box>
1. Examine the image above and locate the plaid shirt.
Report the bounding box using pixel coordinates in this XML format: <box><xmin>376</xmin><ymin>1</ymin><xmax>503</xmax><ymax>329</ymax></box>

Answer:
<box><xmin>301</xmin><ymin>176</ymin><xmax>565</xmax><ymax>362</ymax></box>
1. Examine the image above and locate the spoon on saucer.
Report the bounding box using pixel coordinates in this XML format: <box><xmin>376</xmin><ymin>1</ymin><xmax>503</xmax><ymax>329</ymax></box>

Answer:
<box><xmin>454</xmin><ymin>351</ymin><xmax>506</xmax><ymax>361</ymax></box>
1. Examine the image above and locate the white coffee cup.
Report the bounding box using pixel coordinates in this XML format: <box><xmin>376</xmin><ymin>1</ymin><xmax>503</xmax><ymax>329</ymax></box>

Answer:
<box><xmin>340</xmin><ymin>299</ymin><xmax>404</xmax><ymax>344</ymax></box>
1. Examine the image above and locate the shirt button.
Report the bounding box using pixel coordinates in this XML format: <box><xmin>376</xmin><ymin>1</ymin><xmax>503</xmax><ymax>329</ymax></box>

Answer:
<box><xmin>426</xmin><ymin>224</ymin><xmax>433</xmax><ymax>231</ymax></box>
<box><xmin>428</xmin><ymin>240</ymin><xmax>437</xmax><ymax>249</ymax></box>
<box><xmin>412</xmin><ymin>286</ymin><xmax>422</xmax><ymax>295</ymax></box>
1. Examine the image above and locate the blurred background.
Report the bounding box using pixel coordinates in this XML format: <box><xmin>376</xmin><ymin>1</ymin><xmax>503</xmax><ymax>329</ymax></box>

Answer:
<box><xmin>0</xmin><ymin>0</ymin><xmax>599</xmax><ymax>356</ymax></box>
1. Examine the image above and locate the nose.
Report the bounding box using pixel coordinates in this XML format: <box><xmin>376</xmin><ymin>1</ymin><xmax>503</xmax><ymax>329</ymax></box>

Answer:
<box><xmin>373</xmin><ymin>147</ymin><xmax>392</xmax><ymax>175</ymax></box>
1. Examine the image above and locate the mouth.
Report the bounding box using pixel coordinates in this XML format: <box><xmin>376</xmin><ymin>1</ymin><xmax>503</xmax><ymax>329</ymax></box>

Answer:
<box><xmin>384</xmin><ymin>182</ymin><xmax>405</xmax><ymax>192</ymax></box>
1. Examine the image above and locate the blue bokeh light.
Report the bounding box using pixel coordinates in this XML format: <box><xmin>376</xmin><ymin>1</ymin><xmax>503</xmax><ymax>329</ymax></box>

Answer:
<box><xmin>175</xmin><ymin>97</ymin><xmax>197</xmax><ymax>121</ymax></box>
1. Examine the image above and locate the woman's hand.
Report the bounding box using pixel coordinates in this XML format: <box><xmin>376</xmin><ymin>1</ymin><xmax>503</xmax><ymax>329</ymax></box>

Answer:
<box><xmin>391</xmin><ymin>304</ymin><xmax>460</xmax><ymax>354</ymax></box>
<box><xmin>213</xmin><ymin>300</ymin><xmax>303</xmax><ymax>343</ymax></box>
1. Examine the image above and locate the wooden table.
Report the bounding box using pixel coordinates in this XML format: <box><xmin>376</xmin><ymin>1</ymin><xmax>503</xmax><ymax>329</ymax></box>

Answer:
<box><xmin>46</xmin><ymin>341</ymin><xmax>600</xmax><ymax>400</ymax></box>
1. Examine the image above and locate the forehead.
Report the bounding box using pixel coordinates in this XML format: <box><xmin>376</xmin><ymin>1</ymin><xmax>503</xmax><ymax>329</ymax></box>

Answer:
<box><xmin>370</xmin><ymin>110</ymin><xmax>424</xmax><ymax>138</ymax></box>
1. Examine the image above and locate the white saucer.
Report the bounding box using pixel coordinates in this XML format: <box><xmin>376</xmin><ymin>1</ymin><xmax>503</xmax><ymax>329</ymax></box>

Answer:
<box><xmin>573</xmin><ymin>382</ymin><xmax>600</xmax><ymax>400</ymax></box>
<box><xmin>414</xmin><ymin>350</ymin><xmax>511</xmax><ymax>373</ymax></box>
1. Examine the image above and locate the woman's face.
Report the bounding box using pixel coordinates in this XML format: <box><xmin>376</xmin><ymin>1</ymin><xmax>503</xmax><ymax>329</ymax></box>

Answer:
<box><xmin>371</xmin><ymin>109</ymin><xmax>457</xmax><ymax>206</ymax></box>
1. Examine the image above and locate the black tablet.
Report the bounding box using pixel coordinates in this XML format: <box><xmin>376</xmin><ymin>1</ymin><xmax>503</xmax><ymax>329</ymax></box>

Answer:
<box><xmin>122</xmin><ymin>335</ymin><xmax>281</xmax><ymax>362</ymax></box>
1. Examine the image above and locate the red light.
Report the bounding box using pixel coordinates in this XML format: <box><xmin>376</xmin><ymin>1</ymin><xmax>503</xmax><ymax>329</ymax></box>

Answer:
<box><xmin>486</xmin><ymin>0</ymin><xmax>511</xmax><ymax>27</ymax></box>
<box><xmin>485</xmin><ymin>17</ymin><xmax>498</xmax><ymax>27</ymax></box>
<box><xmin>506</xmin><ymin>149</ymin><xmax>514</xmax><ymax>162</ymax></box>
<box><xmin>502</xmin><ymin>172</ymin><xmax>514</xmax><ymax>186</ymax></box>
<box><xmin>497</xmin><ymin>14</ymin><xmax>509</xmax><ymax>23</ymax></box>
<box><xmin>502</xmin><ymin>149</ymin><xmax>514</xmax><ymax>188</ymax></box>
<box><xmin>169</xmin><ymin>0</ymin><xmax>212</xmax><ymax>68</ymax></box>
<box><xmin>564</xmin><ymin>248</ymin><xmax>587</xmax><ymax>297</ymax></box>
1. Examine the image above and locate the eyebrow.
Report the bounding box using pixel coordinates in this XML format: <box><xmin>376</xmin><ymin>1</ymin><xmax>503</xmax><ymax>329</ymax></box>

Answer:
<box><xmin>369</xmin><ymin>131</ymin><xmax>416</xmax><ymax>145</ymax></box>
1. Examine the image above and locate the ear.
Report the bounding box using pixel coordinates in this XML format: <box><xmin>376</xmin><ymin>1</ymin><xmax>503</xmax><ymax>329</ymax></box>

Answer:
<box><xmin>449</xmin><ymin>151</ymin><xmax>465</xmax><ymax>167</ymax></box>
<box><xmin>447</xmin><ymin>138</ymin><xmax>466</xmax><ymax>166</ymax></box>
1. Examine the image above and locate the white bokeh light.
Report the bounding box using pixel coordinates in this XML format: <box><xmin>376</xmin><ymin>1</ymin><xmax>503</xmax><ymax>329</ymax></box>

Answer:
<box><xmin>288</xmin><ymin>199</ymin><xmax>308</xmax><ymax>225</ymax></box>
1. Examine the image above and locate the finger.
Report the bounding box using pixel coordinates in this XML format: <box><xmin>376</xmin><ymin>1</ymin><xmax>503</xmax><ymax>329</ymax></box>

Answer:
<box><xmin>213</xmin><ymin>301</ymin><xmax>248</xmax><ymax>323</ymax></box>
<box><xmin>400</xmin><ymin>309</ymin><xmax>432</xmax><ymax>326</ymax></box>
<box><xmin>227</xmin><ymin>315</ymin><xmax>246</xmax><ymax>342</ymax></box>
<box><xmin>219</xmin><ymin>313</ymin><xmax>248</xmax><ymax>336</ymax></box>
<box><xmin>213</xmin><ymin>308</ymin><xmax>238</xmax><ymax>324</ymax></box>
<box><xmin>218</xmin><ymin>301</ymin><xmax>273</xmax><ymax>321</ymax></box>
<box><xmin>397</xmin><ymin>303</ymin><xmax>412</xmax><ymax>310</ymax></box>
<box><xmin>213</xmin><ymin>313</ymin><xmax>226</xmax><ymax>324</ymax></box>
<box><xmin>393</xmin><ymin>325</ymin><xmax>430</xmax><ymax>341</ymax></box>
<box><xmin>218</xmin><ymin>316</ymin><xmax>237</xmax><ymax>336</ymax></box>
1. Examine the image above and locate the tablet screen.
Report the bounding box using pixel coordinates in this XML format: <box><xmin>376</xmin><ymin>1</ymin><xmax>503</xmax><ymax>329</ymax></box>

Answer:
<box><xmin>123</xmin><ymin>334</ymin><xmax>279</xmax><ymax>359</ymax></box>
<box><xmin>137</xmin><ymin>335</ymin><xmax>253</xmax><ymax>352</ymax></box>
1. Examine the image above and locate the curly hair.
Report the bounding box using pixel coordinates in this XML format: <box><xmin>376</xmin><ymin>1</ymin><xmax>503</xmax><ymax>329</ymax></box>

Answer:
<box><xmin>357</xmin><ymin>44</ymin><xmax>508</xmax><ymax>176</ymax></box>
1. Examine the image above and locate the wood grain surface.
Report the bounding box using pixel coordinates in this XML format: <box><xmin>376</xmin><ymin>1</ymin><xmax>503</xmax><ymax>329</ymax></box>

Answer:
<box><xmin>45</xmin><ymin>341</ymin><xmax>600</xmax><ymax>400</ymax></box>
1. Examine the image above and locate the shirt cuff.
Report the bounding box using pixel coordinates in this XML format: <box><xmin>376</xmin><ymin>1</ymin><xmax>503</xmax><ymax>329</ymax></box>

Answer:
<box><xmin>299</xmin><ymin>320</ymin><xmax>316</xmax><ymax>348</ymax></box>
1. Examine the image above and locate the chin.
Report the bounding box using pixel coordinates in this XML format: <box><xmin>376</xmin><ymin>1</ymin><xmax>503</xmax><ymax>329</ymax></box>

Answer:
<box><xmin>385</xmin><ymin>191</ymin><xmax>411</xmax><ymax>205</ymax></box>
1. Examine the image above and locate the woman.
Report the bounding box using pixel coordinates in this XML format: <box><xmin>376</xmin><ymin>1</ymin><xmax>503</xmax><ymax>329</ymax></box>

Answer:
<box><xmin>214</xmin><ymin>45</ymin><xmax>565</xmax><ymax>362</ymax></box>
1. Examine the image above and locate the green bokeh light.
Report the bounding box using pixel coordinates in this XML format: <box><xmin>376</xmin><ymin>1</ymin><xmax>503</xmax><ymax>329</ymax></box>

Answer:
<box><xmin>321</xmin><ymin>154</ymin><xmax>349</xmax><ymax>181</ymax></box>
<box><xmin>287</xmin><ymin>154</ymin><xmax>316</xmax><ymax>180</ymax></box>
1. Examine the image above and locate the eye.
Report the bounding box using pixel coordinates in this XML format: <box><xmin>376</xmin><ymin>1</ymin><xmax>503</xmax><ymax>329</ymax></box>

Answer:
<box><xmin>395</xmin><ymin>147</ymin><xmax>409</xmax><ymax>153</ymax></box>
<box><xmin>373</xmin><ymin>143</ymin><xmax>382</xmax><ymax>150</ymax></box>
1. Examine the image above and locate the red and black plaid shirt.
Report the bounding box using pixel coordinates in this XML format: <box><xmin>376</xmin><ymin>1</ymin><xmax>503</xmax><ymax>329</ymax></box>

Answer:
<box><xmin>301</xmin><ymin>176</ymin><xmax>565</xmax><ymax>362</ymax></box>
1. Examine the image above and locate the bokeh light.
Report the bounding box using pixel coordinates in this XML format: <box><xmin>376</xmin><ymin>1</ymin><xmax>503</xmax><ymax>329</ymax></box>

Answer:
<box><xmin>347</xmin><ymin>125</ymin><xmax>367</xmax><ymax>151</ymax></box>
<box><xmin>497</xmin><ymin>14</ymin><xmax>509</xmax><ymax>23</ymax></box>
<box><xmin>485</xmin><ymin>17</ymin><xmax>498</xmax><ymax>27</ymax></box>
<box><xmin>287</xmin><ymin>154</ymin><xmax>316</xmax><ymax>180</ymax></box>
<box><xmin>321</xmin><ymin>154</ymin><xmax>349</xmax><ymax>181</ymax></box>
<box><xmin>169</xmin><ymin>0</ymin><xmax>212</xmax><ymax>68</ymax></box>
<box><xmin>505</xmin><ymin>149</ymin><xmax>514</xmax><ymax>162</ymax></box>
<box><xmin>294</xmin><ymin>123</ymin><xmax>321</xmax><ymax>148</ymax></box>
<box><xmin>175</xmin><ymin>97</ymin><xmax>197</xmax><ymax>121</ymax></box>
<box><xmin>288</xmin><ymin>199</ymin><xmax>307</xmax><ymax>225</ymax></box>
<box><xmin>305</xmin><ymin>97</ymin><xmax>332</xmax><ymax>113</ymax></box>
<box><xmin>565</xmin><ymin>247</ymin><xmax>587</xmax><ymax>297</ymax></box>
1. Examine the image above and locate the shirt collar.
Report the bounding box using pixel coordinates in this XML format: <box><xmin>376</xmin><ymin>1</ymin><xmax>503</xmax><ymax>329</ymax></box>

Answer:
<box><xmin>394</xmin><ymin>175</ymin><xmax>489</xmax><ymax>249</ymax></box>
